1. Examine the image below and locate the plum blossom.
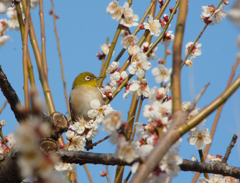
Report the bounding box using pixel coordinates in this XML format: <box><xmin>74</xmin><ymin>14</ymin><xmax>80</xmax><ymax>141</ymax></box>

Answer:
<box><xmin>0</xmin><ymin>19</ymin><xmax>8</xmax><ymax>34</ymax></box>
<box><xmin>182</xmin><ymin>101</ymin><xmax>191</xmax><ymax>111</ymax></box>
<box><xmin>66</xmin><ymin>131</ymin><xmax>74</xmax><ymax>141</ymax></box>
<box><xmin>210</xmin><ymin>5</ymin><xmax>227</xmax><ymax>24</ymax></box>
<box><xmin>116</xmin><ymin>136</ymin><xmax>139</xmax><ymax>163</ymax></box>
<box><xmin>111</xmin><ymin>6</ymin><xmax>122</xmax><ymax>20</ymax></box>
<box><xmin>143</xmin><ymin>15</ymin><xmax>161</xmax><ymax>36</ymax></box>
<box><xmin>88</xmin><ymin>99</ymin><xmax>113</xmax><ymax>123</ymax></box>
<box><xmin>0</xmin><ymin>0</ymin><xmax>11</xmax><ymax>14</ymax></box>
<box><xmin>206</xmin><ymin>154</ymin><xmax>222</xmax><ymax>162</ymax></box>
<box><xmin>185</xmin><ymin>42</ymin><xmax>202</xmax><ymax>60</ymax></box>
<box><xmin>128</xmin><ymin>44</ymin><xmax>141</xmax><ymax>56</ymax></box>
<box><xmin>100</xmin><ymin>44</ymin><xmax>111</xmax><ymax>55</ymax></box>
<box><xmin>101</xmin><ymin>85</ymin><xmax>116</xmax><ymax>100</ymax></box>
<box><xmin>141</xmin><ymin>42</ymin><xmax>158</xmax><ymax>61</ymax></box>
<box><xmin>110</xmin><ymin>71</ymin><xmax>128</xmax><ymax>87</ymax></box>
<box><xmin>121</xmin><ymin>34</ymin><xmax>138</xmax><ymax>49</ymax></box>
<box><xmin>106</xmin><ymin>0</ymin><xmax>119</xmax><ymax>14</ymax></box>
<box><xmin>201</xmin><ymin>5</ymin><xmax>227</xmax><ymax>24</ymax></box>
<box><xmin>187</xmin><ymin>127</ymin><xmax>211</xmax><ymax>150</ymax></box>
<box><xmin>7</xmin><ymin>7</ymin><xmax>20</xmax><ymax>30</ymax></box>
<box><xmin>161</xmin><ymin>31</ymin><xmax>175</xmax><ymax>47</ymax></box>
<box><xmin>129</xmin><ymin>53</ymin><xmax>152</xmax><ymax>78</ymax></box>
<box><xmin>149</xmin><ymin>86</ymin><xmax>168</xmax><ymax>104</ymax></box>
<box><xmin>159</xmin><ymin>148</ymin><xmax>183</xmax><ymax>177</ymax></box>
<box><xmin>0</xmin><ymin>34</ymin><xmax>10</xmax><ymax>48</ymax></box>
<box><xmin>68</xmin><ymin>136</ymin><xmax>85</xmax><ymax>151</ymax></box>
<box><xmin>119</xmin><ymin>14</ymin><xmax>139</xmax><ymax>27</ymax></box>
<box><xmin>151</xmin><ymin>65</ymin><xmax>172</xmax><ymax>83</ymax></box>
<box><xmin>101</xmin><ymin>111</ymin><xmax>122</xmax><ymax>132</ymax></box>
<box><xmin>30</xmin><ymin>0</ymin><xmax>40</xmax><ymax>9</ymax></box>
<box><xmin>106</xmin><ymin>61</ymin><xmax>119</xmax><ymax>75</ymax></box>
<box><xmin>55</xmin><ymin>162</ymin><xmax>77</xmax><ymax>176</ymax></box>
<box><xmin>185</xmin><ymin>59</ymin><xmax>193</xmax><ymax>66</ymax></box>
<box><xmin>198</xmin><ymin>175</ymin><xmax>225</xmax><ymax>183</ymax></box>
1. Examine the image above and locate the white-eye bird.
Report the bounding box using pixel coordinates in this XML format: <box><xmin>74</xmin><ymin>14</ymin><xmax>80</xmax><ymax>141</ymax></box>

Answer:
<box><xmin>69</xmin><ymin>72</ymin><xmax>103</xmax><ymax>122</ymax></box>
<box><xmin>69</xmin><ymin>72</ymin><xmax>103</xmax><ymax>150</ymax></box>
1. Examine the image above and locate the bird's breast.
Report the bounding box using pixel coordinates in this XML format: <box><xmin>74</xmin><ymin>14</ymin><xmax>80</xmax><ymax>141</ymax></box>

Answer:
<box><xmin>69</xmin><ymin>85</ymin><xmax>103</xmax><ymax>122</ymax></box>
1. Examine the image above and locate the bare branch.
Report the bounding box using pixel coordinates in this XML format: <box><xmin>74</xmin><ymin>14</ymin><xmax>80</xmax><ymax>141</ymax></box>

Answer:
<box><xmin>189</xmin><ymin>83</ymin><xmax>210</xmax><ymax>111</ymax></box>
<box><xmin>222</xmin><ymin>134</ymin><xmax>238</xmax><ymax>164</ymax></box>
<box><xmin>0</xmin><ymin>66</ymin><xmax>28</xmax><ymax>122</ymax></box>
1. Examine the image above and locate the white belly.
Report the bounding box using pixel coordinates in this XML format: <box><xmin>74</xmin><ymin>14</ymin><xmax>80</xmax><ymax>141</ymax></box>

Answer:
<box><xmin>69</xmin><ymin>85</ymin><xmax>103</xmax><ymax>122</ymax></box>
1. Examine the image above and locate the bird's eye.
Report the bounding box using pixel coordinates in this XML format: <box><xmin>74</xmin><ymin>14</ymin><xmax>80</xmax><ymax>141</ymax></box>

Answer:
<box><xmin>85</xmin><ymin>76</ymin><xmax>91</xmax><ymax>81</ymax></box>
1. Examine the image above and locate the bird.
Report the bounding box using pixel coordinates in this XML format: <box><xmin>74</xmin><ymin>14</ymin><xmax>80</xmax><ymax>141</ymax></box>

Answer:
<box><xmin>69</xmin><ymin>72</ymin><xmax>103</xmax><ymax>122</ymax></box>
<box><xmin>69</xmin><ymin>72</ymin><xmax>103</xmax><ymax>150</ymax></box>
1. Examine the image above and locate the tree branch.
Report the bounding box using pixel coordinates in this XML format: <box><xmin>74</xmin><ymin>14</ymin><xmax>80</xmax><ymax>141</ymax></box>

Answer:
<box><xmin>0</xmin><ymin>66</ymin><xmax>28</xmax><ymax>122</ymax></box>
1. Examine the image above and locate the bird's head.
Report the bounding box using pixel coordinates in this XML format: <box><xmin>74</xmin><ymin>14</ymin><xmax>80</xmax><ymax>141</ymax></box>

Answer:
<box><xmin>72</xmin><ymin>72</ymin><xmax>102</xmax><ymax>89</ymax></box>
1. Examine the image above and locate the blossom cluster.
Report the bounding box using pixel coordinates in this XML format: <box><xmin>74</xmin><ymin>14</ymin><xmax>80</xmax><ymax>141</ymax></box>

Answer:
<box><xmin>106</xmin><ymin>1</ymin><xmax>138</xmax><ymax>27</ymax></box>
<box><xmin>0</xmin><ymin>0</ymin><xmax>40</xmax><ymax>49</ymax></box>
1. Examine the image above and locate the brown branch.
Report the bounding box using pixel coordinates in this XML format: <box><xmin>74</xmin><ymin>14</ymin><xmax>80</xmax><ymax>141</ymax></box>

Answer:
<box><xmin>39</xmin><ymin>0</ymin><xmax>48</xmax><ymax>79</ymax></box>
<box><xmin>189</xmin><ymin>83</ymin><xmax>210</xmax><ymax>111</ymax></box>
<box><xmin>0</xmin><ymin>100</ymin><xmax>7</xmax><ymax>114</ymax></box>
<box><xmin>222</xmin><ymin>134</ymin><xmax>238</xmax><ymax>164</ymax></box>
<box><xmin>50</xmin><ymin>0</ymin><xmax>70</xmax><ymax>118</ymax></box>
<box><xmin>0</xmin><ymin>66</ymin><xmax>28</xmax><ymax>122</ymax></box>
<box><xmin>172</xmin><ymin>0</ymin><xmax>188</xmax><ymax>112</ymax></box>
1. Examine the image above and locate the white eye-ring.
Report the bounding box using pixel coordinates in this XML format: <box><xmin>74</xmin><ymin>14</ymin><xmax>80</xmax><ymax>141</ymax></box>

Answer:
<box><xmin>85</xmin><ymin>76</ymin><xmax>91</xmax><ymax>81</ymax></box>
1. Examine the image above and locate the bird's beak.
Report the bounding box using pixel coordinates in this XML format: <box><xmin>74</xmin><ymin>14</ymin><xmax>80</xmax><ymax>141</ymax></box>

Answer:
<box><xmin>94</xmin><ymin>76</ymin><xmax>103</xmax><ymax>80</ymax></box>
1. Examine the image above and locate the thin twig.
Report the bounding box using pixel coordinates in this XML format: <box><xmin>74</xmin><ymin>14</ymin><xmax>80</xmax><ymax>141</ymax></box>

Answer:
<box><xmin>50</xmin><ymin>0</ymin><xmax>70</xmax><ymax>118</ymax></box>
<box><xmin>39</xmin><ymin>0</ymin><xmax>48</xmax><ymax>79</ymax></box>
<box><xmin>84</xmin><ymin>135</ymin><xmax>110</xmax><ymax>150</ymax></box>
<box><xmin>106</xmin><ymin>165</ymin><xmax>111</xmax><ymax>183</ymax></box>
<box><xmin>198</xmin><ymin>150</ymin><xmax>209</xmax><ymax>179</ymax></box>
<box><xmin>22</xmin><ymin>0</ymin><xmax>30</xmax><ymax>112</ymax></box>
<box><xmin>222</xmin><ymin>134</ymin><xmax>238</xmax><ymax>164</ymax></box>
<box><xmin>83</xmin><ymin>164</ymin><xmax>93</xmax><ymax>183</ymax></box>
<box><xmin>0</xmin><ymin>100</ymin><xmax>7</xmax><ymax>114</ymax></box>
<box><xmin>189</xmin><ymin>83</ymin><xmax>210</xmax><ymax>111</ymax></box>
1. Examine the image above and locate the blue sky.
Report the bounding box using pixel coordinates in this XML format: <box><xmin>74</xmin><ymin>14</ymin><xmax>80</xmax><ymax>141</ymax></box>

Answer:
<box><xmin>0</xmin><ymin>0</ymin><xmax>240</xmax><ymax>182</ymax></box>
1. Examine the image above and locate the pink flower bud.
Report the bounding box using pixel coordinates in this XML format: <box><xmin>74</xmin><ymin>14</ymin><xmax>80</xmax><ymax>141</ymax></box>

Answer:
<box><xmin>55</xmin><ymin>15</ymin><xmax>60</xmax><ymax>19</ymax></box>
<box><xmin>167</xmin><ymin>96</ymin><xmax>172</xmax><ymax>100</ymax></box>
<box><xmin>101</xmin><ymin>84</ymin><xmax>104</xmax><ymax>88</ymax></box>
<box><xmin>156</xmin><ymin>92</ymin><xmax>164</xmax><ymax>100</ymax></box>
<box><xmin>158</xmin><ymin>59</ymin><xmax>163</xmax><ymax>64</ymax></box>
<box><xmin>223</xmin><ymin>0</ymin><xmax>229</xmax><ymax>5</ymax></box>
<box><xmin>166</xmin><ymin>50</ymin><xmax>172</xmax><ymax>55</ymax></box>
<box><xmin>100</xmin><ymin>171</ymin><xmax>106</xmax><ymax>177</ymax></box>
<box><xmin>60</xmin><ymin>144</ymin><xmax>64</xmax><ymax>149</ymax></box>
<box><xmin>158</xmin><ymin>0</ymin><xmax>163</xmax><ymax>5</ymax></box>
<box><xmin>140</xmin><ymin>23</ymin><xmax>144</xmax><ymax>29</ymax></box>
<box><xmin>163</xmin><ymin>14</ymin><xmax>169</xmax><ymax>22</ymax></box>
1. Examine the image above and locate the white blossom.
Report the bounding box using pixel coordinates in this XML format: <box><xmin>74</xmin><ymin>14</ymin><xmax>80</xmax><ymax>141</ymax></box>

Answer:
<box><xmin>121</xmin><ymin>34</ymin><xmax>138</xmax><ymax>49</ymax></box>
<box><xmin>68</xmin><ymin>136</ymin><xmax>85</xmax><ymax>151</ymax></box>
<box><xmin>30</xmin><ymin>0</ymin><xmax>40</xmax><ymax>9</ymax></box>
<box><xmin>143</xmin><ymin>15</ymin><xmax>161</xmax><ymax>36</ymax></box>
<box><xmin>106</xmin><ymin>61</ymin><xmax>119</xmax><ymax>75</ymax></box>
<box><xmin>185</xmin><ymin>42</ymin><xmax>202</xmax><ymax>60</ymax></box>
<box><xmin>141</xmin><ymin>42</ymin><xmax>158</xmax><ymax>61</ymax></box>
<box><xmin>159</xmin><ymin>148</ymin><xmax>183</xmax><ymax>177</ymax></box>
<box><xmin>88</xmin><ymin>99</ymin><xmax>113</xmax><ymax>123</ymax></box>
<box><xmin>100</xmin><ymin>44</ymin><xmax>111</xmax><ymax>55</ymax></box>
<box><xmin>55</xmin><ymin>162</ymin><xmax>77</xmax><ymax>176</ymax></box>
<box><xmin>116</xmin><ymin>136</ymin><xmax>139</xmax><ymax>163</ymax></box>
<box><xmin>7</xmin><ymin>7</ymin><xmax>20</xmax><ymax>30</ymax></box>
<box><xmin>151</xmin><ymin>65</ymin><xmax>172</xmax><ymax>83</ymax></box>
<box><xmin>161</xmin><ymin>31</ymin><xmax>174</xmax><ymax>47</ymax></box>
<box><xmin>101</xmin><ymin>111</ymin><xmax>122</xmax><ymax>132</ymax></box>
<box><xmin>187</xmin><ymin>127</ymin><xmax>211</xmax><ymax>150</ymax></box>
<box><xmin>106</xmin><ymin>0</ymin><xmax>119</xmax><ymax>14</ymax></box>
<box><xmin>128</xmin><ymin>44</ymin><xmax>140</xmax><ymax>56</ymax></box>
<box><xmin>0</xmin><ymin>35</ymin><xmax>10</xmax><ymax>48</ymax></box>
<box><xmin>110</xmin><ymin>71</ymin><xmax>128</xmax><ymax>87</ymax></box>
<box><xmin>119</xmin><ymin>14</ymin><xmax>139</xmax><ymax>27</ymax></box>
<box><xmin>0</xmin><ymin>0</ymin><xmax>11</xmax><ymax>14</ymax></box>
